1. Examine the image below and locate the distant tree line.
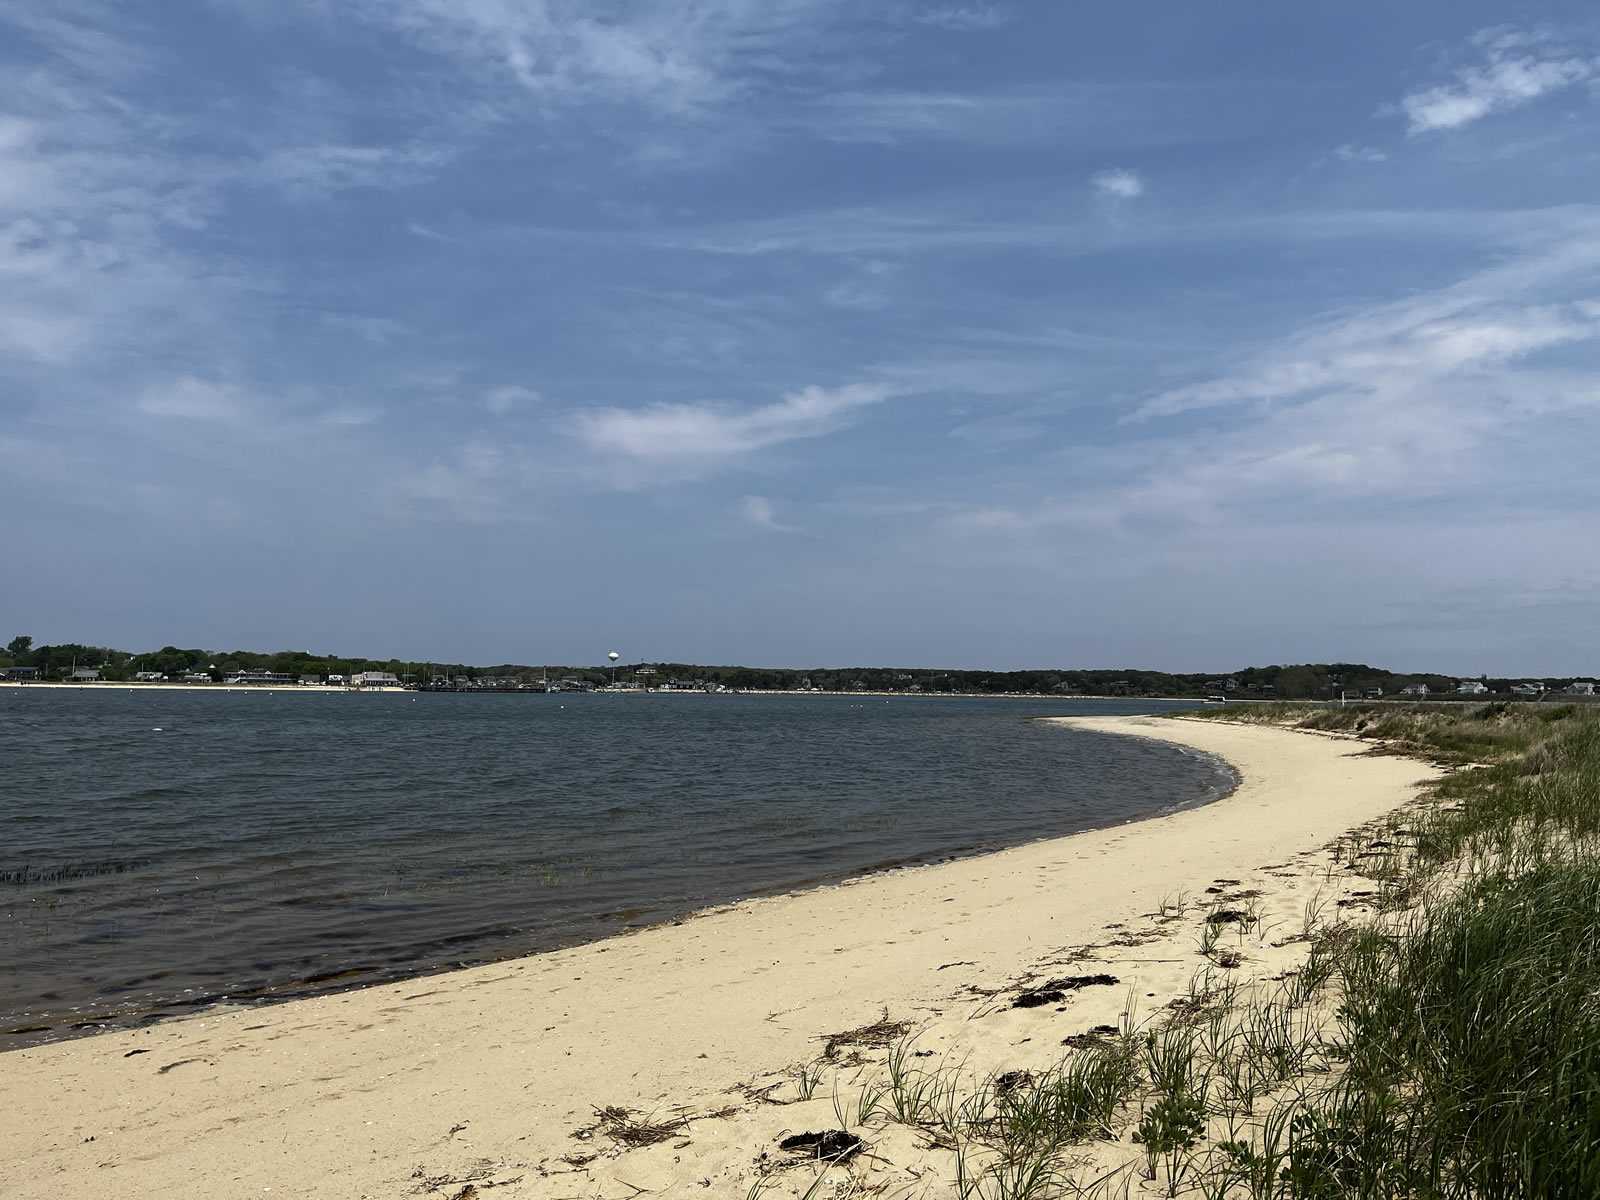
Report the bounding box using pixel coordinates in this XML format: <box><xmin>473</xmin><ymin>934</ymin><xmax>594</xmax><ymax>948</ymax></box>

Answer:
<box><xmin>2</xmin><ymin>637</ymin><xmax>1588</xmax><ymax>697</ymax></box>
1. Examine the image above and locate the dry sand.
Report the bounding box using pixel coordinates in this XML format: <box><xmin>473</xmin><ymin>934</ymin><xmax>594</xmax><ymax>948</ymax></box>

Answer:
<box><xmin>1</xmin><ymin>715</ymin><xmax>1438</xmax><ymax>1199</ymax></box>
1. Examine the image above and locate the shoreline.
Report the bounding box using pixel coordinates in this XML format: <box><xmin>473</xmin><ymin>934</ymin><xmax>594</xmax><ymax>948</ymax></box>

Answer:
<box><xmin>0</xmin><ymin>681</ymin><xmax>1200</xmax><ymax>699</ymax></box>
<box><xmin>1</xmin><ymin>716</ymin><xmax>1437</xmax><ymax>1198</ymax></box>
<box><xmin>1</xmin><ymin>711</ymin><xmax>1235</xmax><ymax>1046</ymax></box>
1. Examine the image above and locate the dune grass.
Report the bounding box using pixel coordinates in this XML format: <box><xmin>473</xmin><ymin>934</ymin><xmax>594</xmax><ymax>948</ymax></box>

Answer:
<box><xmin>1168</xmin><ymin>701</ymin><xmax>1600</xmax><ymax>1198</ymax></box>
<box><xmin>809</xmin><ymin>702</ymin><xmax>1600</xmax><ymax>1197</ymax></box>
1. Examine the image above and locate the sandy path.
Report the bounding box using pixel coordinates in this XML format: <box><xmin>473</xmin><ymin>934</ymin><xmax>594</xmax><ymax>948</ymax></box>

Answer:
<box><xmin>1</xmin><ymin>715</ymin><xmax>1436</xmax><ymax>1198</ymax></box>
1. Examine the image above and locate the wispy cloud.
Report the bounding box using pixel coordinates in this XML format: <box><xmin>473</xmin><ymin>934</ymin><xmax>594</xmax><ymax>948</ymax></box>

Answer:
<box><xmin>1091</xmin><ymin>168</ymin><xmax>1144</xmax><ymax>199</ymax></box>
<box><xmin>572</xmin><ymin>382</ymin><xmax>889</xmax><ymax>466</ymax></box>
<box><xmin>338</xmin><ymin>0</ymin><xmax>847</xmax><ymax>115</ymax></box>
<box><xmin>1398</xmin><ymin>27</ymin><xmax>1597</xmax><ymax>135</ymax></box>
<box><xmin>1334</xmin><ymin>143</ymin><xmax>1387</xmax><ymax>163</ymax></box>
<box><xmin>917</xmin><ymin>4</ymin><xmax>1008</xmax><ymax>32</ymax></box>
<box><xmin>137</xmin><ymin>377</ymin><xmax>250</xmax><ymax>423</ymax></box>
<box><xmin>807</xmin><ymin>81</ymin><xmax>1255</xmax><ymax>149</ymax></box>
<box><xmin>486</xmin><ymin>385</ymin><xmax>540</xmax><ymax>414</ymax></box>
<box><xmin>739</xmin><ymin>494</ymin><xmax>800</xmax><ymax>532</ymax></box>
<box><xmin>255</xmin><ymin>143</ymin><xmax>452</xmax><ymax>201</ymax></box>
<box><xmin>1084</xmin><ymin>218</ymin><xmax>1600</xmax><ymax>539</ymax></box>
<box><xmin>1137</xmin><ymin>232</ymin><xmax>1600</xmax><ymax>421</ymax></box>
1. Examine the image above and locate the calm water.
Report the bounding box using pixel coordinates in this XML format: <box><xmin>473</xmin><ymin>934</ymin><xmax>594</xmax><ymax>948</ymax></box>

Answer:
<box><xmin>0</xmin><ymin>690</ymin><xmax>1232</xmax><ymax>1041</ymax></box>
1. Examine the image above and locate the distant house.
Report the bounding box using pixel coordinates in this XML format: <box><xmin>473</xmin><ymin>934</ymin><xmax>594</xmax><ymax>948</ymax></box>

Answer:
<box><xmin>1511</xmin><ymin>682</ymin><xmax>1545</xmax><ymax>697</ymax></box>
<box><xmin>1566</xmin><ymin>681</ymin><xmax>1596</xmax><ymax>696</ymax></box>
<box><xmin>134</xmin><ymin>671</ymin><xmax>165</xmax><ymax>682</ymax></box>
<box><xmin>1364</xmin><ymin>687</ymin><xmax>1383</xmax><ymax>699</ymax></box>
<box><xmin>351</xmin><ymin>671</ymin><xmax>401</xmax><ymax>688</ymax></box>
<box><xmin>226</xmin><ymin>670</ymin><xmax>295</xmax><ymax>686</ymax></box>
<box><xmin>326</xmin><ymin>674</ymin><xmax>347</xmax><ymax>686</ymax></box>
<box><xmin>1457</xmin><ymin>680</ymin><xmax>1489</xmax><ymax>695</ymax></box>
<box><xmin>298</xmin><ymin>675</ymin><xmax>323</xmax><ymax>686</ymax></box>
<box><xmin>4</xmin><ymin>665</ymin><xmax>38</xmax><ymax>681</ymax></box>
<box><xmin>69</xmin><ymin>667</ymin><xmax>102</xmax><ymax>682</ymax></box>
<box><xmin>185</xmin><ymin>671</ymin><xmax>212</xmax><ymax>683</ymax></box>
<box><xmin>1400</xmin><ymin>683</ymin><xmax>1429</xmax><ymax>697</ymax></box>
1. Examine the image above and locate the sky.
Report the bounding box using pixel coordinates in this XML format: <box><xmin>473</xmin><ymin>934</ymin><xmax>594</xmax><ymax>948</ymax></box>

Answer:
<box><xmin>3</xmin><ymin>1</ymin><xmax>1600</xmax><ymax>674</ymax></box>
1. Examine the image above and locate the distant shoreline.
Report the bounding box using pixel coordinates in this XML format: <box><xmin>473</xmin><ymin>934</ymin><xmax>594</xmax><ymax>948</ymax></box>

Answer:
<box><xmin>0</xmin><ymin>681</ymin><xmax>1198</xmax><ymax>700</ymax></box>
<box><xmin>0</xmin><ymin>681</ymin><xmax>398</xmax><ymax>693</ymax></box>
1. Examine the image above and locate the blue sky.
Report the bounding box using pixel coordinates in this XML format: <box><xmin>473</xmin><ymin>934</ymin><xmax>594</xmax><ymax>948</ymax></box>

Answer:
<box><xmin>4</xmin><ymin>1</ymin><xmax>1600</xmax><ymax>673</ymax></box>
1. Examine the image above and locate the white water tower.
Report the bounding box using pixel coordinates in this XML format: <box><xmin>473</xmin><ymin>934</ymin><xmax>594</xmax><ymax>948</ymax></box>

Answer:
<box><xmin>608</xmin><ymin>650</ymin><xmax>619</xmax><ymax>689</ymax></box>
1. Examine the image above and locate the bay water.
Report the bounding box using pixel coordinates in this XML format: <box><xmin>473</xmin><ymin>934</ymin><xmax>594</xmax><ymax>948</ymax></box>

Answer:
<box><xmin>0</xmin><ymin>690</ymin><xmax>1233</xmax><ymax>1042</ymax></box>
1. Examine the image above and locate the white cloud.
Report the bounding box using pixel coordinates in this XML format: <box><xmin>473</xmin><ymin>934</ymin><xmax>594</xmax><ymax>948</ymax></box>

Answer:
<box><xmin>1138</xmin><ymin>249</ymin><xmax>1600</xmax><ymax>422</ymax></box>
<box><xmin>1398</xmin><ymin>28</ymin><xmax>1597</xmax><ymax>135</ymax></box>
<box><xmin>399</xmin><ymin>439</ymin><xmax>526</xmax><ymax>521</ymax></box>
<box><xmin>917</xmin><ymin>4</ymin><xmax>1007</xmax><ymax>32</ymax></box>
<box><xmin>1334</xmin><ymin>143</ymin><xmax>1387</xmax><ymax>163</ymax></box>
<box><xmin>739</xmin><ymin>494</ymin><xmax>799</xmax><ymax>531</ymax></box>
<box><xmin>320</xmin><ymin>407</ymin><xmax>380</xmax><ymax>427</ymax></box>
<box><xmin>138</xmin><ymin>377</ymin><xmax>249</xmax><ymax>422</ymax></box>
<box><xmin>1101</xmin><ymin>222</ymin><xmax>1600</xmax><ymax>526</ymax></box>
<box><xmin>341</xmin><ymin>0</ymin><xmax>845</xmax><ymax>115</ymax></box>
<box><xmin>487</xmin><ymin>385</ymin><xmax>541</xmax><ymax>414</ymax></box>
<box><xmin>1091</xmin><ymin>168</ymin><xmax>1144</xmax><ymax>199</ymax></box>
<box><xmin>573</xmin><ymin>381</ymin><xmax>889</xmax><ymax>463</ymax></box>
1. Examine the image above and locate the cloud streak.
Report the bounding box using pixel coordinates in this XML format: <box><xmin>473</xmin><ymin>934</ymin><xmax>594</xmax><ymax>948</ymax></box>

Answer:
<box><xmin>572</xmin><ymin>382</ymin><xmax>889</xmax><ymax>464</ymax></box>
<box><xmin>739</xmin><ymin>494</ymin><xmax>800</xmax><ymax>531</ymax></box>
<box><xmin>1137</xmin><ymin>234</ymin><xmax>1600</xmax><ymax>421</ymax></box>
<box><xmin>916</xmin><ymin>4</ymin><xmax>1007</xmax><ymax>32</ymax></box>
<box><xmin>1399</xmin><ymin>27</ymin><xmax>1597</xmax><ymax>135</ymax></box>
<box><xmin>338</xmin><ymin>0</ymin><xmax>847</xmax><ymax>115</ymax></box>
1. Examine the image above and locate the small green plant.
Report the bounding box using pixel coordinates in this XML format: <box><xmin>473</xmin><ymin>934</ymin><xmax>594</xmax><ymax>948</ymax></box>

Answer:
<box><xmin>794</xmin><ymin>1059</ymin><xmax>826</xmax><ymax>1101</ymax></box>
<box><xmin>1144</xmin><ymin>1024</ymin><xmax>1203</xmax><ymax>1098</ymax></box>
<box><xmin>1134</xmin><ymin>1093</ymin><xmax>1207</xmax><ymax>1196</ymax></box>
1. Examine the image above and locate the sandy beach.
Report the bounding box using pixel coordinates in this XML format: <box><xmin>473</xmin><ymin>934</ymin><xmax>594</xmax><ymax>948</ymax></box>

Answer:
<box><xmin>2</xmin><ymin>715</ymin><xmax>1437</xmax><ymax>1199</ymax></box>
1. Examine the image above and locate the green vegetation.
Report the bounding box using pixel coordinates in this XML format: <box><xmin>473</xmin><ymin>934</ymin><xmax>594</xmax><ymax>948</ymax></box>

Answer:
<box><xmin>1177</xmin><ymin>701</ymin><xmax>1600</xmax><ymax>1197</ymax></box>
<box><xmin>3</xmin><ymin>635</ymin><xmax>1589</xmax><ymax>698</ymax></box>
<box><xmin>791</xmin><ymin>703</ymin><xmax>1600</xmax><ymax>1196</ymax></box>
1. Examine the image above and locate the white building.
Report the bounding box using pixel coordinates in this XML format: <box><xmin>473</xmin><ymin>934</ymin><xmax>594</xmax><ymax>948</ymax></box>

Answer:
<box><xmin>1511</xmin><ymin>682</ymin><xmax>1545</xmax><ymax>697</ymax></box>
<box><xmin>1565</xmin><ymin>681</ymin><xmax>1596</xmax><ymax>696</ymax></box>
<box><xmin>1457</xmin><ymin>680</ymin><xmax>1489</xmax><ymax>695</ymax></box>
<box><xmin>1400</xmin><ymin>683</ymin><xmax>1429</xmax><ymax>697</ymax></box>
<box><xmin>226</xmin><ymin>670</ymin><xmax>295</xmax><ymax>686</ymax></box>
<box><xmin>352</xmin><ymin>671</ymin><xmax>401</xmax><ymax>688</ymax></box>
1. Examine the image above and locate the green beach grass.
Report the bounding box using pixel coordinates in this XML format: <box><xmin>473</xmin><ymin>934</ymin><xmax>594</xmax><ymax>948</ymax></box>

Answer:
<box><xmin>792</xmin><ymin>701</ymin><xmax>1600</xmax><ymax>1198</ymax></box>
<box><xmin>1167</xmin><ymin>701</ymin><xmax>1600</xmax><ymax>1198</ymax></box>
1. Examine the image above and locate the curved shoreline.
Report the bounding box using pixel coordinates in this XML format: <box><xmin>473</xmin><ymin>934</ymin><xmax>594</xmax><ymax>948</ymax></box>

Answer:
<box><xmin>2</xmin><ymin>703</ymin><xmax>1227</xmax><ymax>1044</ymax></box>
<box><xmin>1</xmin><ymin>716</ymin><xmax>1437</xmax><ymax>1199</ymax></box>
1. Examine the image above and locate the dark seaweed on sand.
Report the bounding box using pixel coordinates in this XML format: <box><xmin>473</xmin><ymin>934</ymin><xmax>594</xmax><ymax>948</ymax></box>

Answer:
<box><xmin>1012</xmin><ymin>974</ymin><xmax>1119</xmax><ymax>1009</ymax></box>
<box><xmin>778</xmin><ymin>1130</ymin><xmax>864</xmax><ymax>1162</ymax></box>
<box><xmin>821</xmin><ymin>1008</ymin><xmax>910</xmax><ymax>1059</ymax></box>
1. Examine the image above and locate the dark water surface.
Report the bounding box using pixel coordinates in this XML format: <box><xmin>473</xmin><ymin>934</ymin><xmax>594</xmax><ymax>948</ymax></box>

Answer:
<box><xmin>0</xmin><ymin>690</ymin><xmax>1233</xmax><ymax>1042</ymax></box>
